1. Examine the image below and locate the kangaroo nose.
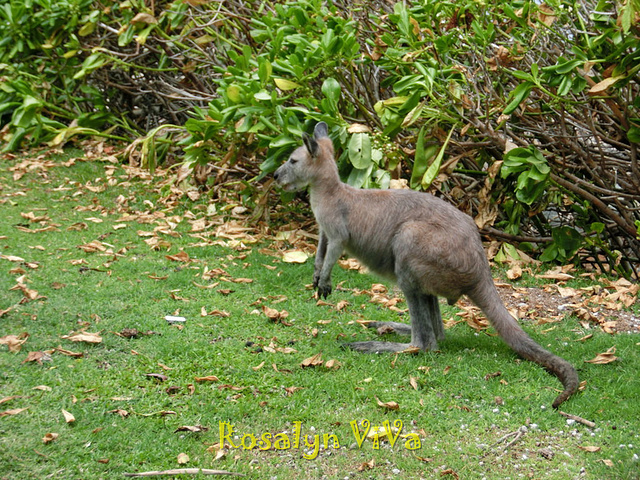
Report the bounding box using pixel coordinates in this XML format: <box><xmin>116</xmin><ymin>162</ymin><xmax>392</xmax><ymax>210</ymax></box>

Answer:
<box><xmin>273</xmin><ymin>169</ymin><xmax>280</xmax><ymax>181</ymax></box>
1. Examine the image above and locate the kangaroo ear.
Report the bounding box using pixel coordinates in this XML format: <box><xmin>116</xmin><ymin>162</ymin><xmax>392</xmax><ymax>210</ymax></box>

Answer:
<box><xmin>302</xmin><ymin>132</ymin><xmax>319</xmax><ymax>157</ymax></box>
<box><xmin>314</xmin><ymin>122</ymin><xmax>329</xmax><ymax>139</ymax></box>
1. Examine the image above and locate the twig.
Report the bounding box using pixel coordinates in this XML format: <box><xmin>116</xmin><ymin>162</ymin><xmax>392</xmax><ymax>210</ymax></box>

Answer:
<box><xmin>123</xmin><ymin>469</ymin><xmax>245</xmax><ymax>477</ymax></box>
<box><xmin>481</xmin><ymin>425</ymin><xmax>528</xmax><ymax>458</ymax></box>
<box><xmin>557</xmin><ymin>411</ymin><xmax>596</xmax><ymax>428</ymax></box>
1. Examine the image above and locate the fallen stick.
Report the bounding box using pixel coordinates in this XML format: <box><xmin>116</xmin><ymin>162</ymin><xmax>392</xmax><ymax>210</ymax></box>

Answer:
<box><xmin>558</xmin><ymin>411</ymin><xmax>596</xmax><ymax>428</ymax></box>
<box><xmin>123</xmin><ymin>469</ymin><xmax>245</xmax><ymax>477</ymax></box>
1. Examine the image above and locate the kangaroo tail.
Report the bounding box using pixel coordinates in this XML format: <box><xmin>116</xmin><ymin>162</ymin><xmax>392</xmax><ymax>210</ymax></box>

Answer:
<box><xmin>469</xmin><ymin>281</ymin><xmax>579</xmax><ymax>408</ymax></box>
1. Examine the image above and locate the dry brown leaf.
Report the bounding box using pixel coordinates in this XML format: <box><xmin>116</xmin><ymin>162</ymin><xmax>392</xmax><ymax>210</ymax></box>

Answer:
<box><xmin>0</xmin><ymin>396</ymin><xmax>21</xmax><ymax>405</ymax></box>
<box><xmin>578</xmin><ymin>445</ymin><xmax>601</xmax><ymax>453</ymax></box>
<box><xmin>375</xmin><ymin>396</ymin><xmax>400</xmax><ymax>411</ymax></box>
<box><xmin>109</xmin><ymin>409</ymin><xmax>129</xmax><ymax>417</ymax></box>
<box><xmin>0</xmin><ymin>254</ymin><xmax>25</xmax><ymax>262</ymax></box>
<box><xmin>282</xmin><ymin>250</ymin><xmax>309</xmax><ymax>264</ymax></box>
<box><xmin>42</xmin><ymin>433</ymin><xmax>59</xmax><ymax>444</ymax></box>
<box><xmin>145</xmin><ymin>373</ymin><xmax>168</xmax><ymax>382</ymax></box>
<box><xmin>165</xmin><ymin>251</ymin><xmax>190</xmax><ymax>263</ymax></box>
<box><xmin>0</xmin><ymin>332</ymin><xmax>29</xmax><ymax>353</ymax></box>
<box><xmin>441</xmin><ymin>468</ymin><xmax>460</xmax><ymax>479</ymax></box>
<box><xmin>77</xmin><ymin>240</ymin><xmax>107</xmax><ymax>253</ymax></box>
<box><xmin>251</xmin><ymin>361</ymin><xmax>265</xmax><ymax>371</ymax></box>
<box><xmin>301</xmin><ymin>353</ymin><xmax>323</xmax><ymax>368</ymax></box>
<box><xmin>200</xmin><ymin>307</ymin><xmax>230</xmax><ymax>317</ymax></box>
<box><xmin>357</xmin><ymin>459</ymin><xmax>375</xmax><ymax>471</ymax></box>
<box><xmin>506</xmin><ymin>264</ymin><xmax>522</xmax><ymax>280</ymax></box>
<box><xmin>54</xmin><ymin>347</ymin><xmax>84</xmax><ymax>357</ymax></box>
<box><xmin>588</xmin><ymin>76</ymin><xmax>623</xmax><ymax>94</ymax></box>
<box><xmin>335</xmin><ymin>300</ymin><xmax>350</xmax><ymax>311</ymax></box>
<box><xmin>409</xmin><ymin>376</ymin><xmax>419</xmax><ymax>391</ymax></box>
<box><xmin>177</xmin><ymin>452</ymin><xmax>189</xmax><ymax>465</ymax></box>
<box><xmin>62</xmin><ymin>409</ymin><xmax>75</xmax><ymax>423</ymax></box>
<box><xmin>22</xmin><ymin>351</ymin><xmax>51</xmax><ymax>364</ymax></box>
<box><xmin>283</xmin><ymin>386</ymin><xmax>304</xmax><ymax>396</ymax></box>
<box><xmin>262</xmin><ymin>306</ymin><xmax>289</xmax><ymax>323</ymax></box>
<box><xmin>195</xmin><ymin>375</ymin><xmax>220</xmax><ymax>383</ymax></box>
<box><xmin>174</xmin><ymin>425</ymin><xmax>208</xmax><ymax>433</ymax></box>
<box><xmin>61</xmin><ymin>331</ymin><xmax>102</xmax><ymax>344</ymax></box>
<box><xmin>0</xmin><ymin>408</ymin><xmax>28</xmax><ymax>417</ymax></box>
<box><xmin>324</xmin><ymin>359</ymin><xmax>341</xmax><ymax>370</ymax></box>
<box><xmin>585</xmin><ymin>347</ymin><xmax>618</xmax><ymax>364</ymax></box>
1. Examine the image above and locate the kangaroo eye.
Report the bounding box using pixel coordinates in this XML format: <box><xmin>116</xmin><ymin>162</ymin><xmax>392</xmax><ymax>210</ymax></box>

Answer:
<box><xmin>289</xmin><ymin>158</ymin><xmax>298</xmax><ymax>164</ymax></box>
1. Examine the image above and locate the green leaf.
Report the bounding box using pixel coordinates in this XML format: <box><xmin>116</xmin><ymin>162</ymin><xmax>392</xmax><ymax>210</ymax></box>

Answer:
<box><xmin>253</xmin><ymin>90</ymin><xmax>272</xmax><ymax>101</ymax></box>
<box><xmin>258</xmin><ymin>59</ymin><xmax>272</xmax><ymax>84</ymax></box>
<box><xmin>321</xmin><ymin>77</ymin><xmax>341</xmax><ymax>109</ymax></box>
<box><xmin>274</xmin><ymin>78</ymin><xmax>300</xmax><ymax>91</ymax></box>
<box><xmin>422</xmin><ymin>127</ymin><xmax>454</xmax><ymax>190</ymax></box>
<box><xmin>348</xmin><ymin>133</ymin><xmax>372</xmax><ymax>169</ymax></box>
<box><xmin>503</xmin><ymin>82</ymin><xmax>533</xmax><ymax>115</ymax></box>
<box><xmin>226</xmin><ymin>85</ymin><xmax>242</xmax><ymax>103</ymax></box>
<box><xmin>410</xmin><ymin>126</ymin><xmax>436</xmax><ymax>189</ymax></box>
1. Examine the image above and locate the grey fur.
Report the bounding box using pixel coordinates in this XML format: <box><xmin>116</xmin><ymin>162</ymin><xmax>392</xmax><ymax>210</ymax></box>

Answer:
<box><xmin>274</xmin><ymin>122</ymin><xmax>579</xmax><ymax>408</ymax></box>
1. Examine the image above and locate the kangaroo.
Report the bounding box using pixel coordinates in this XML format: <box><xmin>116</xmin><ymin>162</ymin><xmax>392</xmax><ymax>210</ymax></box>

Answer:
<box><xmin>273</xmin><ymin>122</ymin><xmax>579</xmax><ymax>408</ymax></box>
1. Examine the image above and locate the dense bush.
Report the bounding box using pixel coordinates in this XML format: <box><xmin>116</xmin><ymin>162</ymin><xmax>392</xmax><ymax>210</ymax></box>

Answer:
<box><xmin>1</xmin><ymin>0</ymin><xmax>639</xmax><ymax>277</ymax></box>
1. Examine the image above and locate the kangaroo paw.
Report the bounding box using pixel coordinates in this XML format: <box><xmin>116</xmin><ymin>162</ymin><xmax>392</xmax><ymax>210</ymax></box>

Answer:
<box><xmin>345</xmin><ymin>341</ymin><xmax>416</xmax><ymax>353</ymax></box>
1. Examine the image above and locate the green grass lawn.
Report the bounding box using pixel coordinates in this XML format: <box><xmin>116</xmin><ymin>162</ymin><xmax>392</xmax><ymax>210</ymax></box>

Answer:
<box><xmin>1</xmin><ymin>149</ymin><xmax>639</xmax><ymax>479</ymax></box>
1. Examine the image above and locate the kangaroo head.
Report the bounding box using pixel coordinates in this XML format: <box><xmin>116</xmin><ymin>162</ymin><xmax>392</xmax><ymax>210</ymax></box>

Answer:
<box><xmin>274</xmin><ymin>122</ymin><xmax>334</xmax><ymax>192</ymax></box>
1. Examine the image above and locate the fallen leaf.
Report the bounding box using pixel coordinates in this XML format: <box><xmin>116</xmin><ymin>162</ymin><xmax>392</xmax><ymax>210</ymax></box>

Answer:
<box><xmin>251</xmin><ymin>361</ymin><xmax>265</xmax><ymax>371</ymax></box>
<box><xmin>357</xmin><ymin>459</ymin><xmax>375</xmax><ymax>471</ymax></box>
<box><xmin>62</xmin><ymin>409</ymin><xmax>75</xmax><ymax>423</ymax></box>
<box><xmin>585</xmin><ymin>347</ymin><xmax>618</xmax><ymax>364</ymax></box>
<box><xmin>0</xmin><ymin>332</ymin><xmax>29</xmax><ymax>353</ymax></box>
<box><xmin>42</xmin><ymin>433</ymin><xmax>59</xmax><ymax>444</ymax></box>
<box><xmin>262</xmin><ymin>306</ymin><xmax>289</xmax><ymax>323</ymax></box>
<box><xmin>589</xmin><ymin>76</ymin><xmax>623</xmax><ymax>94</ymax></box>
<box><xmin>441</xmin><ymin>468</ymin><xmax>460</xmax><ymax>479</ymax></box>
<box><xmin>77</xmin><ymin>240</ymin><xmax>107</xmax><ymax>253</ymax></box>
<box><xmin>200</xmin><ymin>307</ymin><xmax>230</xmax><ymax>317</ymax></box>
<box><xmin>195</xmin><ymin>375</ymin><xmax>220</xmax><ymax>383</ymax></box>
<box><xmin>33</xmin><ymin>385</ymin><xmax>52</xmax><ymax>391</ymax></box>
<box><xmin>375</xmin><ymin>396</ymin><xmax>400</xmax><ymax>411</ymax></box>
<box><xmin>506</xmin><ymin>264</ymin><xmax>522</xmax><ymax>280</ymax></box>
<box><xmin>174</xmin><ymin>425</ymin><xmax>209</xmax><ymax>433</ymax></box>
<box><xmin>145</xmin><ymin>373</ymin><xmax>168</xmax><ymax>382</ymax></box>
<box><xmin>61</xmin><ymin>331</ymin><xmax>102</xmax><ymax>344</ymax></box>
<box><xmin>324</xmin><ymin>359</ymin><xmax>341</xmax><ymax>370</ymax></box>
<box><xmin>578</xmin><ymin>445</ymin><xmax>601</xmax><ymax>453</ymax></box>
<box><xmin>301</xmin><ymin>353</ymin><xmax>324</xmax><ymax>368</ymax></box>
<box><xmin>177</xmin><ymin>452</ymin><xmax>189</xmax><ymax>464</ymax></box>
<box><xmin>0</xmin><ymin>408</ymin><xmax>28</xmax><ymax>417</ymax></box>
<box><xmin>166</xmin><ymin>251</ymin><xmax>190</xmax><ymax>262</ymax></box>
<box><xmin>284</xmin><ymin>386</ymin><xmax>304</xmax><ymax>396</ymax></box>
<box><xmin>109</xmin><ymin>409</ymin><xmax>129</xmax><ymax>417</ymax></box>
<box><xmin>0</xmin><ymin>254</ymin><xmax>25</xmax><ymax>262</ymax></box>
<box><xmin>54</xmin><ymin>347</ymin><xmax>84</xmax><ymax>357</ymax></box>
<box><xmin>409</xmin><ymin>376</ymin><xmax>419</xmax><ymax>391</ymax></box>
<box><xmin>282</xmin><ymin>250</ymin><xmax>309</xmax><ymax>264</ymax></box>
<box><xmin>22</xmin><ymin>351</ymin><xmax>51</xmax><ymax>364</ymax></box>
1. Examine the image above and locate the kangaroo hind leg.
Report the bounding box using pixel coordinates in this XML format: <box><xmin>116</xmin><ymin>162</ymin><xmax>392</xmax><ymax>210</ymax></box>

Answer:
<box><xmin>364</xmin><ymin>294</ymin><xmax>443</xmax><ymax>341</ymax></box>
<box><xmin>347</xmin><ymin>290</ymin><xmax>440</xmax><ymax>353</ymax></box>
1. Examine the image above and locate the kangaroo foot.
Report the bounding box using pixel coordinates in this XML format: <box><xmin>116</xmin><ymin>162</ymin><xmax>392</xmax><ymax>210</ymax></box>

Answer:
<box><xmin>345</xmin><ymin>341</ymin><xmax>421</xmax><ymax>353</ymax></box>
<box><xmin>366</xmin><ymin>321</ymin><xmax>412</xmax><ymax>336</ymax></box>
